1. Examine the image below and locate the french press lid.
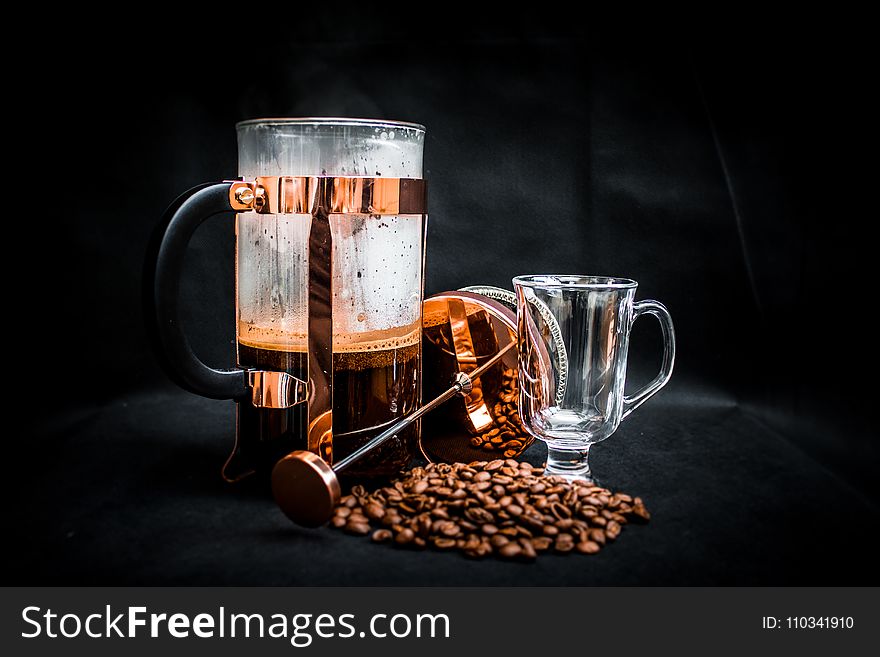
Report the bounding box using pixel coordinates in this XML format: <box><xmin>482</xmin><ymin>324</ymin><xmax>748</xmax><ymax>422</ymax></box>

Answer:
<box><xmin>419</xmin><ymin>287</ymin><xmax>537</xmax><ymax>464</ymax></box>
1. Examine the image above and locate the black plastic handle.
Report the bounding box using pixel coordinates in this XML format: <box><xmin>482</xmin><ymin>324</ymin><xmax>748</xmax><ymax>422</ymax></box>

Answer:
<box><xmin>144</xmin><ymin>182</ymin><xmax>249</xmax><ymax>400</ymax></box>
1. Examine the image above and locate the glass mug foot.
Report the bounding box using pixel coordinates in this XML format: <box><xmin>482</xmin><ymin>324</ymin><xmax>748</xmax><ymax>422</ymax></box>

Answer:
<box><xmin>545</xmin><ymin>446</ymin><xmax>596</xmax><ymax>484</ymax></box>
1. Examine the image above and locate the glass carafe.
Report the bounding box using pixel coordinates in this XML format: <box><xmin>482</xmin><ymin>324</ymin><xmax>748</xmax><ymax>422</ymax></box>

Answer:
<box><xmin>147</xmin><ymin>118</ymin><xmax>426</xmax><ymax>481</ymax></box>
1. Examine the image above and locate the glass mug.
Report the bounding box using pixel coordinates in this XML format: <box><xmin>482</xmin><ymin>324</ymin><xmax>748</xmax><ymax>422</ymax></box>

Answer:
<box><xmin>147</xmin><ymin>118</ymin><xmax>427</xmax><ymax>480</ymax></box>
<box><xmin>513</xmin><ymin>275</ymin><xmax>675</xmax><ymax>481</ymax></box>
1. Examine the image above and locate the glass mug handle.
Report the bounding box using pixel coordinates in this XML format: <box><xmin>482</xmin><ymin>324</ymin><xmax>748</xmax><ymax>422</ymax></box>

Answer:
<box><xmin>145</xmin><ymin>182</ymin><xmax>250</xmax><ymax>401</ymax></box>
<box><xmin>621</xmin><ymin>300</ymin><xmax>676</xmax><ymax>419</ymax></box>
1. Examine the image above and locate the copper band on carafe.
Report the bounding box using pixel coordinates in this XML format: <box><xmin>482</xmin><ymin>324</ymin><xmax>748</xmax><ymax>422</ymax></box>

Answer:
<box><xmin>307</xmin><ymin>204</ymin><xmax>334</xmax><ymax>461</ymax></box>
<box><xmin>228</xmin><ymin>176</ymin><xmax>427</xmax><ymax>466</ymax></box>
<box><xmin>229</xmin><ymin>177</ymin><xmax>426</xmax><ymax>215</ymax></box>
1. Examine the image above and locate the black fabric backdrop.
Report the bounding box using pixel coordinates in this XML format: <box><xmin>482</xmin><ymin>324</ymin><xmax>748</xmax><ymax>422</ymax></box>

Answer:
<box><xmin>11</xmin><ymin>15</ymin><xmax>877</xmax><ymax>585</ymax></box>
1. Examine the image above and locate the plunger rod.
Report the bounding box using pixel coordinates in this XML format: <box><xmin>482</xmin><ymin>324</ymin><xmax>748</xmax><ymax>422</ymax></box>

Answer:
<box><xmin>331</xmin><ymin>340</ymin><xmax>515</xmax><ymax>473</ymax></box>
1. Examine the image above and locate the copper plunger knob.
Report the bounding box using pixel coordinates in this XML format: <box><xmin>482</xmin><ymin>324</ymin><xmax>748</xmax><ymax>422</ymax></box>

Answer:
<box><xmin>272</xmin><ymin>451</ymin><xmax>342</xmax><ymax>528</ymax></box>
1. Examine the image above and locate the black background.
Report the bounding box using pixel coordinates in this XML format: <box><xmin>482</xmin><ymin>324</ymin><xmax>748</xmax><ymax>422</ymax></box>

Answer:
<box><xmin>12</xmin><ymin>13</ymin><xmax>878</xmax><ymax>585</ymax></box>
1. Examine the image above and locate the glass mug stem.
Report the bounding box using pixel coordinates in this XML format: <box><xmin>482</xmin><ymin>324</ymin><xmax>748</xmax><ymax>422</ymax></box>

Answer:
<box><xmin>546</xmin><ymin>445</ymin><xmax>593</xmax><ymax>480</ymax></box>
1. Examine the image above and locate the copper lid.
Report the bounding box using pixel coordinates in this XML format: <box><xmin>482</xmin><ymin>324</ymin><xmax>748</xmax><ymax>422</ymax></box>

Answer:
<box><xmin>419</xmin><ymin>289</ymin><xmax>536</xmax><ymax>464</ymax></box>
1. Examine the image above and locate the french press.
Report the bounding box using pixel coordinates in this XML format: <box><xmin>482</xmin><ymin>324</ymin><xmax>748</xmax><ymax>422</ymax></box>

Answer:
<box><xmin>146</xmin><ymin>118</ymin><xmax>427</xmax><ymax>481</ymax></box>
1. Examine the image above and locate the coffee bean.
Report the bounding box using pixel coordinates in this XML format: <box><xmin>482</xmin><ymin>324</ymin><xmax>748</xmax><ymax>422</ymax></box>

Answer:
<box><xmin>554</xmin><ymin>534</ymin><xmax>575</xmax><ymax>553</ymax></box>
<box><xmin>521</xmin><ymin>513</ymin><xmax>545</xmax><ymax>531</ymax></box>
<box><xmin>394</xmin><ymin>528</ymin><xmax>415</xmax><ymax>545</ymax></box>
<box><xmin>577</xmin><ymin>541</ymin><xmax>601</xmax><ymax>554</ymax></box>
<box><xmin>531</xmin><ymin>536</ymin><xmax>553</xmax><ymax>551</ymax></box>
<box><xmin>331</xmin><ymin>516</ymin><xmax>347</xmax><ymax>528</ymax></box>
<box><xmin>372</xmin><ymin>529</ymin><xmax>393</xmax><ymax>543</ymax></box>
<box><xmin>465</xmin><ymin>507</ymin><xmax>493</xmax><ymax>524</ymax></box>
<box><xmin>605</xmin><ymin>520</ymin><xmax>622</xmax><ymax>540</ymax></box>
<box><xmin>632</xmin><ymin>504</ymin><xmax>651</xmax><ymax>523</ymax></box>
<box><xmin>490</xmin><ymin>534</ymin><xmax>510</xmax><ymax>548</ymax></box>
<box><xmin>365</xmin><ymin>503</ymin><xmax>385</xmax><ymax>520</ymax></box>
<box><xmin>345</xmin><ymin>521</ymin><xmax>371</xmax><ymax>536</ymax></box>
<box><xmin>498</xmin><ymin>542</ymin><xmax>523</xmax><ymax>559</ymax></box>
<box><xmin>434</xmin><ymin>537</ymin><xmax>456</xmax><ymax>549</ymax></box>
<box><xmin>589</xmin><ymin>528</ymin><xmax>606</xmax><ymax>545</ymax></box>
<box><xmin>519</xmin><ymin>538</ymin><xmax>537</xmax><ymax>560</ymax></box>
<box><xmin>335</xmin><ymin>506</ymin><xmax>352</xmax><ymax>518</ymax></box>
<box><xmin>482</xmin><ymin>523</ymin><xmax>498</xmax><ymax>535</ymax></box>
<box><xmin>437</xmin><ymin>521</ymin><xmax>457</xmax><ymax>537</ymax></box>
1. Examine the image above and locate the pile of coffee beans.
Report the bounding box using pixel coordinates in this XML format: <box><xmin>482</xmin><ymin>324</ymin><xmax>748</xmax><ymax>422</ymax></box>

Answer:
<box><xmin>469</xmin><ymin>366</ymin><xmax>533</xmax><ymax>458</ymax></box>
<box><xmin>329</xmin><ymin>459</ymin><xmax>649</xmax><ymax>560</ymax></box>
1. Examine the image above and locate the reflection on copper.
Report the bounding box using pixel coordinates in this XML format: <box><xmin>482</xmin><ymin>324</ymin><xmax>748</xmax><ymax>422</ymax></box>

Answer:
<box><xmin>307</xmin><ymin>206</ymin><xmax>334</xmax><ymax>460</ymax></box>
<box><xmin>309</xmin><ymin>411</ymin><xmax>334</xmax><ymax>464</ymax></box>
<box><xmin>447</xmin><ymin>298</ymin><xmax>494</xmax><ymax>432</ymax></box>
<box><xmin>517</xmin><ymin>287</ymin><xmax>556</xmax><ymax>416</ymax></box>
<box><xmin>280</xmin><ymin>176</ymin><xmax>319</xmax><ymax>214</ymax></box>
<box><xmin>247</xmin><ymin>370</ymin><xmax>308</xmax><ymax>408</ymax></box>
<box><xmin>226</xmin><ymin>177</ymin><xmax>427</xmax><ymax>215</ymax></box>
<box><xmin>603</xmin><ymin>296</ymin><xmax>617</xmax><ymax>371</ymax></box>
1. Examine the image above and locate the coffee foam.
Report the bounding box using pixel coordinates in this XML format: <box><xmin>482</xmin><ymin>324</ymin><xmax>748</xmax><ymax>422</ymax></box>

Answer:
<box><xmin>334</xmin><ymin>341</ymin><xmax>419</xmax><ymax>372</ymax></box>
<box><xmin>238</xmin><ymin>320</ymin><xmax>420</xmax><ymax>354</ymax></box>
